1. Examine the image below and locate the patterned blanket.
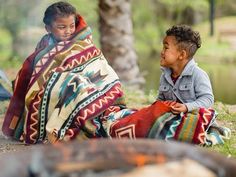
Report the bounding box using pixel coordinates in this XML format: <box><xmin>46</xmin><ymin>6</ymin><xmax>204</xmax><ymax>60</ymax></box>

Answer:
<box><xmin>106</xmin><ymin>102</ymin><xmax>231</xmax><ymax>146</ymax></box>
<box><xmin>2</xmin><ymin>15</ymin><xmax>230</xmax><ymax>146</ymax></box>
<box><xmin>101</xmin><ymin>101</ymin><xmax>222</xmax><ymax>146</ymax></box>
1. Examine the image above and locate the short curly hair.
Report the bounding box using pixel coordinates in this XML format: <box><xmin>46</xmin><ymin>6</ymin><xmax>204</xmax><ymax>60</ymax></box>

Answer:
<box><xmin>166</xmin><ymin>25</ymin><xmax>201</xmax><ymax>58</ymax></box>
<box><xmin>43</xmin><ymin>1</ymin><xmax>77</xmax><ymax>26</ymax></box>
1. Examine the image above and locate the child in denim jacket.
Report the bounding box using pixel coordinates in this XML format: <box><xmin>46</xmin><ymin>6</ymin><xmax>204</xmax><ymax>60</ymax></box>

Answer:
<box><xmin>157</xmin><ymin>25</ymin><xmax>214</xmax><ymax>114</ymax></box>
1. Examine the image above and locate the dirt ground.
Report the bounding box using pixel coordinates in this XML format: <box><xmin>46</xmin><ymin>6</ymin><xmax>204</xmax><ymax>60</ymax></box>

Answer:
<box><xmin>0</xmin><ymin>118</ymin><xmax>33</xmax><ymax>155</ymax></box>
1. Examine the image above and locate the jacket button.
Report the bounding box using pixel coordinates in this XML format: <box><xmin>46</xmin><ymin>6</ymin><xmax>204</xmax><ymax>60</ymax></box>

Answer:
<box><xmin>173</xmin><ymin>88</ymin><xmax>176</xmax><ymax>91</ymax></box>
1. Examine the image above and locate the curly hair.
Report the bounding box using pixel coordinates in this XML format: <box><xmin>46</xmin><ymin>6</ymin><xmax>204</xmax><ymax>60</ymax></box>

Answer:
<box><xmin>166</xmin><ymin>25</ymin><xmax>201</xmax><ymax>58</ymax></box>
<box><xmin>43</xmin><ymin>1</ymin><xmax>77</xmax><ymax>26</ymax></box>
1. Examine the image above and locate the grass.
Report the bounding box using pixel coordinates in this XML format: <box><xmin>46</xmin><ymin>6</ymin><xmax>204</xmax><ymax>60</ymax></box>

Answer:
<box><xmin>210</xmin><ymin>102</ymin><xmax>236</xmax><ymax>157</ymax></box>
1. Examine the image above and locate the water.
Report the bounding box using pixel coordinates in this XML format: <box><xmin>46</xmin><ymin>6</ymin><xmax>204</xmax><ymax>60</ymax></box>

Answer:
<box><xmin>140</xmin><ymin>59</ymin><xmax>236</xmax><ymax>105</ymax></box>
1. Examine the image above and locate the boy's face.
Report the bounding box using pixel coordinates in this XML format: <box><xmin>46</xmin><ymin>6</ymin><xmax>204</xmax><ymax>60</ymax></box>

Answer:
<box><xmin>160</xmin><ymin>35</ymin><xmax>182</xmax><ymax>68</ymax></box>
<box><xmin>46</xmin><ymin>15</ymin><xmax>76</xmax><ymax>42</ymax></box>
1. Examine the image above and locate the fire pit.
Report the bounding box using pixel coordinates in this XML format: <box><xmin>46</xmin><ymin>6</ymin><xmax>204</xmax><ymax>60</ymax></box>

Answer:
<box><xmin>0</xmin><ymin>139</ymin><xmax>235</xmax><ymax>177</ymax></box>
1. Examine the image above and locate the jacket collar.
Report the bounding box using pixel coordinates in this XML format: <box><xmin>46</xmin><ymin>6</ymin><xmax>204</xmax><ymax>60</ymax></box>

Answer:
<box><xmin>161</xmin><ymin>58</ymin><xmax>197</xmax><ymax>77</ymax></box>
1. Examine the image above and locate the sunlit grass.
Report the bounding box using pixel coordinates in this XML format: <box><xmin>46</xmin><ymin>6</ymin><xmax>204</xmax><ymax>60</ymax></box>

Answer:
<box><xmin>210</xmin><ymin>103</ymin><xmax>236</xmax><ymax>157</ymax></box>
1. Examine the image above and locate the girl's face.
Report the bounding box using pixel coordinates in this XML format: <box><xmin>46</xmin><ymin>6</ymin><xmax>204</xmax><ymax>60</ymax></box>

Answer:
<box><xmin>46</xmin><ymin>15</ymin><xmax>76</xmax><ymax>42</ymax></box>
<box><xmin>160</xmin><ymin>36</ymin><xmax>182</xmax><ymax>68</ymax></box>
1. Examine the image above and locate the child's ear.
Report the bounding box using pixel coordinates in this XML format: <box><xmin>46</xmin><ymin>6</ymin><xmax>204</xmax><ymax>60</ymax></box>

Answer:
<box><xmin>179</xmin><ymin>50</ymin><xmax>187</xmax><ymax>60</ymax></box>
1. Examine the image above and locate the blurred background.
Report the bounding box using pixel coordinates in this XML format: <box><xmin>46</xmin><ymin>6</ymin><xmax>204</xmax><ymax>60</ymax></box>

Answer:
<box><xmin>0</xmin><ymin>0</ymin><xmax>236</xmax><ymax>104</ymax></box>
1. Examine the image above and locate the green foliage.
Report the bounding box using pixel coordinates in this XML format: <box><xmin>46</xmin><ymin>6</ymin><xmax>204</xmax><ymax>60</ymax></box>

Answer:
<box><xmin>0</xmin><ymin>0</ymin><xmax>35</xmax><ymax>34</ymax></box>
<box><xmin>134</xmin><ymin>23</ymin><xmax>161</xmax><ymax>57</ymax></box>
<box><xmin>216</xmin><ymin>0</ymin><xmax>236</xmax><ymax>16</ymax></box>
<box><xmin>0</xmin><ymin>29</ymin><xmax>11</xmax><ymax>61</ymax></box>
<box><xmin>0</xmin><ymin>28</ymin><xmax>26</xmax><ymax>69</ymax></box>
<box><xmin>194</xmin><ymin>16</ymin><xmax>236</xmax><ymax>62</ymax></box>
<box><xmin>68</xmin><ymin>0</ymin><xmax>99</xmax><ymax>46</ymax></box>
<box><xmin>132</xmin><ymin>0</ymin><xmax>155</xmax><ymax>25</ymax></box>
<box><xmin>0</xmin><ymin>28</ymin><xmax>21</xmax><ymax>69</ymax></box>
<box><xmin>153</xmin><ymin>0</ymin><xmax>208</xmax><ymax>24</ymax></box>
<box><xmin>159</xmin><ymin>0</ymin><xmax>208</xmax><ymax>10</ymax></box>
<box><xmin>67</xmin><ymin>0</ymin><xmax>98</xmax><ymax>27</ymax></box>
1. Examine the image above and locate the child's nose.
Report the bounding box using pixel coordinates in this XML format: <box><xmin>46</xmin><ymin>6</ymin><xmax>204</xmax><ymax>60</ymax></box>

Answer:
<box><xmin>65</xmin><ymin>27</ymin><xmax>72</xmax><ymax>34</ymax></box>
<box><xmin>160</xmin><ymin>50</ymin><xmax>164</xmax><ymax>56</ymax></box>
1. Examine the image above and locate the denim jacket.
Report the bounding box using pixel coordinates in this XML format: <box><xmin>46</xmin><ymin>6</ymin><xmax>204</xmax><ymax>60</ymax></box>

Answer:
<box><xmin>157</xmin><ymin>59</ymin><xmax>214</xmax><ymax>112</ymax></box>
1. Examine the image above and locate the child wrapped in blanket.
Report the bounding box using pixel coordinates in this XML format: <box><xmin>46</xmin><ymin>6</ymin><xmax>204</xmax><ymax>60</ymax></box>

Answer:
<box><xmin>2</xmin><ymin>1</ymin><xmax>124</xmax><ymax>144</ymax></box>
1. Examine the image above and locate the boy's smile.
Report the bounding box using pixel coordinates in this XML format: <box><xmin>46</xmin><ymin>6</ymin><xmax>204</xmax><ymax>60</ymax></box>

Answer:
<box><xmin>46</xmin><ymin>15</ymin><xmax>76</xmax><ymax>42</ymax></box>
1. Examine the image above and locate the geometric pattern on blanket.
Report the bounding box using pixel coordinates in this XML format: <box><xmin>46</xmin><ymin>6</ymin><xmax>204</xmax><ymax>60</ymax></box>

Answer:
<box><xmin>108</xmin><ymin>101</ymin><xmax>171</xmax><ymax>139</ymax></box>
<box><xmin>205</xmin><ymin>124</ymin><xmax>231</xmax><ymax>146</ymax></box>
<box><xmin>147</xmin><ymin>108</ymin><xmax>216</xmax><ymax>145</ymax></box>
<box><xmin>41</xmin><ymin>56</ymin><xmax>122</xmax><ymax>141</ymax></box>
<box><xmin>57</xmin><ymin>100</ymin><xmax>228</xmax><ymax>146</ymax></box>
<box><xmin>106</xmin><ymin>101</ymin><xmax>217</xmax><ymax>145</ymax></box>
<box><xmin>28</xmin><ymin>53</ymin><xmax>122</xmax><ymax>144</ymax></box>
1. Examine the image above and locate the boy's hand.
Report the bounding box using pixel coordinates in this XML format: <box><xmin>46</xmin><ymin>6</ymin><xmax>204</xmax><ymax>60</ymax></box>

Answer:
<box><xmin>162</xmin><ymin>100</ymin><xmax>178</xmax><ymax>107</ymax></box>
<box><xmin>170</xmin><ymin>103</ymin><xmax>187</xmax><ymax>114</ymax></box>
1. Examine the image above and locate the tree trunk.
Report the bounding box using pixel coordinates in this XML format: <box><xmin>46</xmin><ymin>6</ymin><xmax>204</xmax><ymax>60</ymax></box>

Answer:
<box><xmin>98</xmin><ymin>0</ymin><xmax>144</xmax><ymax>88</ymax></box>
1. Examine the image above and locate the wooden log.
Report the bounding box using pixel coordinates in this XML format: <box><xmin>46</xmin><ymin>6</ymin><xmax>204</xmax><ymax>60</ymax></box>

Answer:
<box><xmin>0</xmin><ymin>139</ymin><xmax>235</xmax><ymax>177</ymax></box>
